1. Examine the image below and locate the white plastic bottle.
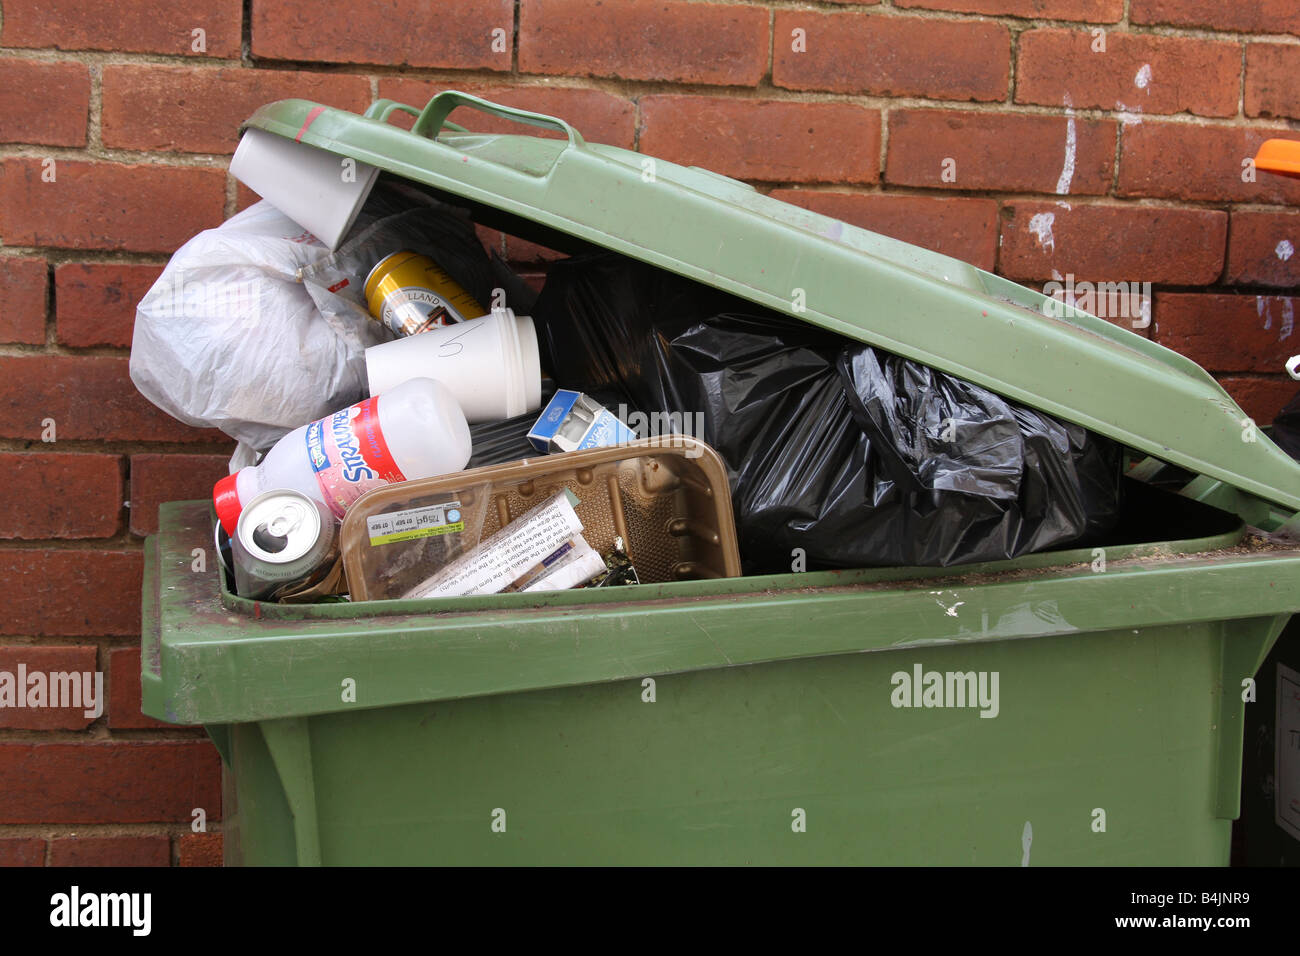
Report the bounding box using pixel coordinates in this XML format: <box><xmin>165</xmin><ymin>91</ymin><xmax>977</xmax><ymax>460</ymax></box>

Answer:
<box><xmin>214</xmin><ymin>377</ymin><xmax>471</xmax><ymax>534</ymax></box>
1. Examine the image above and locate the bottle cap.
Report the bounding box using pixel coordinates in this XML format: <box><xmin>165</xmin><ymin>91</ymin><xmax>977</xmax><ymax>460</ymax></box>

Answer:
<box><xmin>213</xmin><ymin>473</ymin><xmax>243</xmax><ymax>536</ymax></box>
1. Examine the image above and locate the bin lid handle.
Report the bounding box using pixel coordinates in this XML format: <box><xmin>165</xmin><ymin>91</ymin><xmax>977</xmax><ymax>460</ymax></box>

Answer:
<box><xmin>363</xmin><ymin>98</ymin><xmax>469</xmax><ymax>134</ymax></box>
<box><xmin>408</xmin><ymin>90</ymin><xmax>586</xmax><ymax>151</ymax></box>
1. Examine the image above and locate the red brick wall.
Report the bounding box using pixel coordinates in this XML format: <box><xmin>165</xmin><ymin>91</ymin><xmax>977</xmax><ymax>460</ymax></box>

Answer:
<box><xmin>1</xmin><ymin>0</ymin><xmax>1298</xmax><ymax>866</ymax></box>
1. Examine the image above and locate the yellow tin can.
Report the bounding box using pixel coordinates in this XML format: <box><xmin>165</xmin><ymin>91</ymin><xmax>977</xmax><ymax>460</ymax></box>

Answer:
<box><xmin>364</xmin><ymin>250</ymin><xmax>487</xmax><ymax>336</ymax></box>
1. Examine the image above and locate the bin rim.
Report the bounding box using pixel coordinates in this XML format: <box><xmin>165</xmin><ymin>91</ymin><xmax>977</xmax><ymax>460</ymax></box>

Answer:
<box><xmin>238</xmin><ymin>94</ymin><xmax>1300</xmax><ymax>514</ymax></box>
<box><xmin>144</xmin><ymin>500</ymin><xmax>1300</xmax><ymax>725</ymax></box>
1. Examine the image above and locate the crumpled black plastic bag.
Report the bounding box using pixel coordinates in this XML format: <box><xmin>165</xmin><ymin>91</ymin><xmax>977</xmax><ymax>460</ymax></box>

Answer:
<box><xmin>533</xmin><ymin>253</ymin><xmax>1121</xmax><ymax>573</ymax></box>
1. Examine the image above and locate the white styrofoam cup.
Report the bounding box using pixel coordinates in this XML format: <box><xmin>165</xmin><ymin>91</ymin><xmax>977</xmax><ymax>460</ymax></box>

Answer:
<box><xmin>229</xmin><ymin>127</ymin><xmax>379</xmax><ymax>250</ymax></box>
<box><xmin>365</xmin><ymin>308</ymin><xmax>543</xmax><ymax>423</ymax></box>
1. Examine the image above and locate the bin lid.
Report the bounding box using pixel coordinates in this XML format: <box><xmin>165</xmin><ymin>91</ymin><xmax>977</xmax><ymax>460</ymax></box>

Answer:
<box><xmin>243</xmin><ymin>92</ymin><xmax>1300</xmax><ymax>512</ymax></box>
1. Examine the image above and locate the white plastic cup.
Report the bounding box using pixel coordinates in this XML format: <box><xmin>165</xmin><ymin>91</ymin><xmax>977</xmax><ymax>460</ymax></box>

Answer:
<box><xmin>229</xmin><ymin>127</ymin><xmax>379</xmax><ymax>250</ymax></box>
<box><xmin>365</xmin><ymin>308</ymin><xmax>543</xmax><ymax>423</ymax></box>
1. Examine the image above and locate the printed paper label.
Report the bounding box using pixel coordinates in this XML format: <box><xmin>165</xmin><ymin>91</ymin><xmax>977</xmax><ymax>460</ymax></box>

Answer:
<box><xmin>367</xmin><ymin>502</ymin><xmax>465</xmax><ymax>545</ymax></box>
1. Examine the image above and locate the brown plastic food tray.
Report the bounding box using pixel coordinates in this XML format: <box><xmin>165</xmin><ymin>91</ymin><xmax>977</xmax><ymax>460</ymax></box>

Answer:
<box><xmin>340</xmin><ymin>437</ymin><xmax>741</xmax><ymax>601</ymax></box>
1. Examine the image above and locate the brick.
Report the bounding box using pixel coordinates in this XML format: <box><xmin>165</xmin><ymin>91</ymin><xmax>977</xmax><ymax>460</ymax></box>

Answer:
<box><xmin>886</xmin><ymin>109</ymin><xmax>1116</xmax><ymax>195</ymax></box>
<box><xmin>235</xmin><ymin>181</ymin><xmax>260</xmax><ymax>214</ymax></box>
<box><xmin>1016</xmin><ymin>29</ymin><xmax>1240</xmax><ymax>118</ymax></box>
<box><xmin>0</xmin><ymin>160</ymin><xmax>226</xmax><ymax>253</ymax></box>
<box><xmin>1219</xmin><ymin>377</ymin><xmax>1298</xmax><ymax>425</ymax></box>
<box><xmin>773</xmin><ymin>11</ymin><xmax>1009</xmax><ymax>102</ymax></box>
<box><xmin>49</xmin><ymin>835</ymin><xmax>170</xmax><ymax>867</ymax></box>
<box><xmin>476</xmin><ymin>225</ymin><xmax>505</xmax><ymax>258</ymax></box>
<box><xmin>102</xmin><ymin>65</ymin><xmax>372</xmax><ymax>155</ymax></box>
<box><xmin>1226</xmin><ymin>210</ymin><xmax>1300</xmax><ymax>288</ymax></box>
<box><xmin>1131</xmin><ymin>0</ymin><xmax>1300</xmax><ymax>35</ymax></box>
<box><xmin>129</xmin><ymin>454</ymin><xmax>230</xmax><ymax>537</ymax></box>
<box><xmin>377</xmin><ymin>80</ymin><xmax>638</xmax><ymax>150</ymax></box>
<box><xmin>0</xmin><ymin>0</ymin><xmax>242</xmax><ymax>57</ymax></box>
<box><xmin>769</xmin><ymin>190</ymin><xmax>999</xmax><ymax>271</ymax></box>
<box><xmin>0</xmin><ymin>550</ymin><xmax>142</xmax><ymax>637</ymax></box>
<box><xmin>0</xmin><ymin>838</ymin><xmax>44</xmax><ymax>866</ymax></box>
<box><xmin>1247</xmin><ymin>46</ymin><xmax>1300</xmax><ymax>120</ymax></box>
<box><xmin>55</xmin><ymin>263</ymin><xmax>163</xmax><ymax>349</ymax></box>
<box><xmin>520</xmin><ymin>0</ymin><xmax>768</xmax><ymax>87</ymax></box>
<box><xmin>1118</xmin><ymin>122</ymin><xmax>1300</xmax><ymax>205</ymax></box>
<box><xmin>0</xmin><ymin>59</ymin><xmax>90</xmax><ymax>147</ymax></box>
<box><xmin>108</xmin><ymin>647</ymin><xmax>170</xmax><ymax>730</ymax></box>
<box><xmin>0</xmin><ymin>257</ymin><xmax>47</xmax><ymax>345</ymax></box>
<box><xmin>517</xmin><ymin>271</ymin><xmax>548</xmax><ymax>296</ymax></box>
<box><xmin>895</xmin><ymin>0</ymin><xmax>1122</xmax><ymax>18</ymax></box>
<box><xmin>0</xmin><ymin>741</ymin><xmax>221</xmax><ymax>823</ymax></box>
<box><xmin>999</xmin><ymin>203</ymin><xmax>1227</xmax><ymax>284</ymax></box>
<box><xmin>0</xmin><ymin>453</ymin><xmax>124</xmax><ymax>540</ymax></box>
<box><xmin>503</xmin><ymin>234</ymin><xmax>566</xmax><ymax>266</ymax></box>
<box><xmin>1154</xmin><ymin>294</ymin><xmax>1300</xmax><ymax>373</ymax></box>
<box><xmin>178</xmin><ymin>832</ymin><xmax>223</xmax><ymax>867</ymax></box>
<box><xmin>252</xmin><ymin>0</ymin><xmax>512</xmax><ymax>69</ymax></box>
<box><xmin>0</xmin><ymin>355</ymin><xmax>227</xmax><ymax>443</ymax></box>
<box><xmin>639</xmin><ymin>96</ymin><xmax>881</xmax><ymax>184</ymax></box>
<box><xmin>0</xmin><ymin>645</ymin><xmax>100</xmax><ymax>730</ymax></box>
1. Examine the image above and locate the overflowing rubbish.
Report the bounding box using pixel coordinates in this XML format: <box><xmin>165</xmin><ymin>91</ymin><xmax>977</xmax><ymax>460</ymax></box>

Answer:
<box><xmin>131</xmin><ymin>115</ymin><xmax>1153</xmax><ymax>604</ymax></box>
<box><xmin>130</xmin><ymin>182</ymin><xmax>497</xmax><ymax>459</ymax></box>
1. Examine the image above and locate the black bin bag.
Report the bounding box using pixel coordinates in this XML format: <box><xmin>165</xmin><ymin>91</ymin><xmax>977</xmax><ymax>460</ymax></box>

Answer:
<box><xmin>533</xmin><ymin>252</ymin><xmax>1122</xmax><ymax>573</ymax></box>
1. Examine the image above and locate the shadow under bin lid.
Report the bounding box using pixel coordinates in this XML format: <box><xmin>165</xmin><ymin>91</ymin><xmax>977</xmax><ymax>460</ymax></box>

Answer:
<box><xmin>241</xmin><ymin>92</ymin><xmax>1300</xmax><ymax>514</ymax></box>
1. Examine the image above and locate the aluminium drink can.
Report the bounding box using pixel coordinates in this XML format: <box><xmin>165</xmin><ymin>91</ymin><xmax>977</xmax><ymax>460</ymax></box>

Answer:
<box><xmin>231</xmin><ymin>490</ymin><xmax>338</xmax><ymax>601</ymax></box>
<box><xmin>364</xmin><ymin>250</ymin><xmax>486</xmax><ymax>336</ymax></box>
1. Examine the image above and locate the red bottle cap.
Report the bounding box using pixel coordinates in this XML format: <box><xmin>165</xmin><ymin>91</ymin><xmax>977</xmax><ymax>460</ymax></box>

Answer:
<box><xmin>213</xmin><ymin>473</ymin><xmax>243</xmax><ymax>536</ymax></box>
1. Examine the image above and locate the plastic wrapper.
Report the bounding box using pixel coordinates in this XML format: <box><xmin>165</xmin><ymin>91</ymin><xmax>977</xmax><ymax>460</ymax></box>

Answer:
<box><xmin>532</xmin><ymin>253</ymin><xmax>1122</xmax><ymax>572</ymax></box>
<box><xmin>130</xmin><ymin>200</ymin><xmax>342</xmax><ymax>453</ymax></box>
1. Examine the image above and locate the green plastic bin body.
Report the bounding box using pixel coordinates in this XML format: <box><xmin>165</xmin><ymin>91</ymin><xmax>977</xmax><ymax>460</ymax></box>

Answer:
<box><xmin>148</xmin><ymin>496</ymin><xmax>1296</xmax><ymax>866</ymax></box>
<box><xmin>141</xmin><ymin>93</ymin><xmax>1300</xmax><ymax>865</ymax></box>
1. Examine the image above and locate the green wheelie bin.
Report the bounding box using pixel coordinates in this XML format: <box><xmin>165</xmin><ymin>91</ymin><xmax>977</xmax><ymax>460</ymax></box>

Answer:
<box><xmin>142</xmin><ymin>92</ymin><xmax>1300</xmax><ymax>866</ymax></box>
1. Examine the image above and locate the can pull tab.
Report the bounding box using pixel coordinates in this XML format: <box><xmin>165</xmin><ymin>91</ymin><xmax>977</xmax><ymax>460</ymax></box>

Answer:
<box><xmin>1287</xmin><ymin>355</ymin><xmax>1300</xmax><ymax>380</ymax></box>
<box><xmin>253</xmin><ymin>504</ymin><xmax>306</xmax><ymax>554</ymax></box>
